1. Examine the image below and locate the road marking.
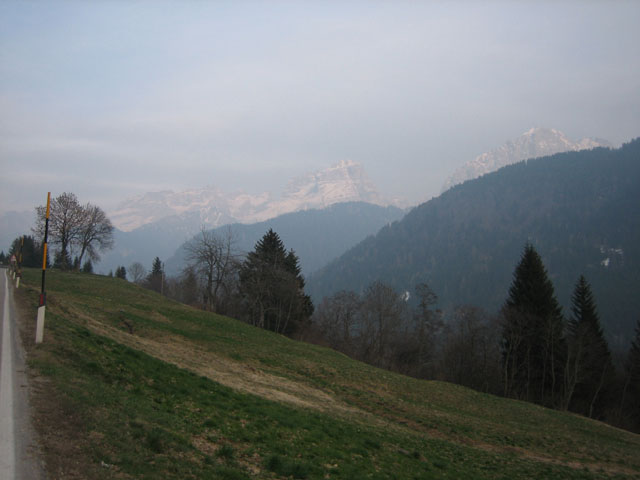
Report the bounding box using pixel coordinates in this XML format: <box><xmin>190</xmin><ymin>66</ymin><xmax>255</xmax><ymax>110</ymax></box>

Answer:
<box><xmin>0</xmin><ymin>272</ymin><xmax>16</xmax><ymax>478</ymax></box>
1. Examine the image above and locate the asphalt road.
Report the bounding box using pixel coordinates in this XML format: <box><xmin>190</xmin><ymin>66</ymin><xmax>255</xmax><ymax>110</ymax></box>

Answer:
<box><xmin>0</xmin><ymin>268</ymin><xmax>46</xmax><ymax>479</ymax></box>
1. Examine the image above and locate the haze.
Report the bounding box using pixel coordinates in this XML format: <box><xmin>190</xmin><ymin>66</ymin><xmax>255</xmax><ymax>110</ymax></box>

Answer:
<box><xmin>1</xmin><ymin>1</ymin><xmax>639</xmax><ymax>215</ymax></box>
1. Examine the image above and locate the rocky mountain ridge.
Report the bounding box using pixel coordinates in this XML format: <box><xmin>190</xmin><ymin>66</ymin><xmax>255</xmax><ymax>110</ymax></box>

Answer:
<box><xmin>110</xmin><ymin>160</ymin><xmax>387</xmax><ymax>232</ymax></box>
<box><xmin>441</xmin><ymin>128</ymin><xmax>612</xmax><ymax>192</ymax></box>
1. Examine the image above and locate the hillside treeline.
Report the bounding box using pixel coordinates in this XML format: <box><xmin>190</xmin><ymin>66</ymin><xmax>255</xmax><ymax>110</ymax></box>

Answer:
<box><xmin>14</xmin><ymin>190</ymin><xmax>638</xmax><ymax>434</ymax></box>
<box><xmin>127</xmin><ymin>229</ymin><xmax>314</xmax><ymax>337</ymax></box>
<box><xmin>308</xmin><ymin>244</ymin><xmax>640</xmax><ymax>433</ymax></box>
<box><xmin>308</xmin><ymin>139</ymin><xmax>640</xmax><ymax>348</ymax></box>
<box><xmin>136</xmin><ymin>232</ymin><xmax>640</xmax><ymax>433</ymax></box>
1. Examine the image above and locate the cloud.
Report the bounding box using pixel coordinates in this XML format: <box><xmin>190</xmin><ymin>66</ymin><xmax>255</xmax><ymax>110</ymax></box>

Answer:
<box><xmin>1</xmin><ymin>1</ymin><xmax>639</xmax><ymax>215</ymax></box>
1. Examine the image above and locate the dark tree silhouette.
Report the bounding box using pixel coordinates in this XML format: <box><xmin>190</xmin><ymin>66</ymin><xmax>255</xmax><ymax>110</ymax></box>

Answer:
<box><xmin>501</xmin><ymin>244</ymin><xmax>565</xmax><ymax>407</ymax></box>
<box><xmin>564</xmin><ymin>275</ymin><xmax>614</xmax><ymax>418</ymax></box>
<box><xmin>239</xmin><ymin>229</ymin><xmax>313</xmax><ymax>335</ymax></box>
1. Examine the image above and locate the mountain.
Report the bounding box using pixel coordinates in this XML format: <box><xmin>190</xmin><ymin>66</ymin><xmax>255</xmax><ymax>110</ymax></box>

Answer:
<box><xmin>164</xmin><ymin>202</ymin><xmax>405</xmax><ymax>277</ymax></box>
<box><xmin>441</xmin><ymin>128</ymin><xmax>612</xmax><ymax>192</ymax></box>
<box><xmin>98</xmin><ymin>161</ymin><xmax>395</xmax><ymax>274</ymax></box>
<box><xmin>308</xmin><ymin>139</ymin><xmax>640</xmax><ymax>349</ymax></box>
<box><xmin>109</xmin><ymin>160</ymin><xmax>388</xmax><ymax>233</ymax></box>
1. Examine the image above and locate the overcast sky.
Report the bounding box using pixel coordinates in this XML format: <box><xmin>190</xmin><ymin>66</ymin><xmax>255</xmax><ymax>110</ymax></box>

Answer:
<box><xmin>1</xmin><ymin>1</ymin><xmax>639</xmax><ymax>215</ymax></box>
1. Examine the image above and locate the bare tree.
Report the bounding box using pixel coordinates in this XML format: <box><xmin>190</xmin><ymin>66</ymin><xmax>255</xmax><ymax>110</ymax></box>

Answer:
<box><xmin>76</xmin><ymin>203</ymin><xmax>114</xmax><ymax>265</ymax></box>
<box><xmin>128</xmin><ymin>262</ymin><xmax>147</xmax><ymax>284</ymax></box>
<box><xmin>358</xmin><ymin>281</ymin><xmax>408</xmax><ymax>369</ymax></box>
<box><xmin>34</xmin><ymin>192</ymin><xmax>114</xmax><ymax>270</ymax></box>
<box><xmin>500</xmin><ymin>307</ymin><xmax>535</xmax><ymax>400</ymax></box>
<box><xmin>413</xmin><ymin>282</ymin><xmax>443</xmax><ymax>377</ymax></box>
<box><xmin>440</xmin><ymin>306</ymin><xmax>501</xmax><ymax>393</ymax></box>
<box><xmin>34</xmin><ymin>192</ymin><xmax>83</xmax><ymax>267</ymax></box>
<box><xmin>185</xmin><ymin>227</ymin><xmax>238</xmax><ymax>312</ymax></box>
<box><xmin>313</xmin><ymin>290</ymin><xmax>361</xmax><ymax>353</ymax></box>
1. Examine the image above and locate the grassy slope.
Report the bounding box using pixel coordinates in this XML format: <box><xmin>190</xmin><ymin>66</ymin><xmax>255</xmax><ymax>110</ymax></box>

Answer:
<box><xmin>14</xmin><ymin>269</ymin><xmax>640</xmax><ymax>479</ymax></box>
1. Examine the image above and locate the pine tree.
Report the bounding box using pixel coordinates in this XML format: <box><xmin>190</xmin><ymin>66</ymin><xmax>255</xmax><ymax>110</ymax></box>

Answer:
<box><xmin>82</xmin><ymin>259</ymin><xmax>93</xmax><ymax>274</ymax></box>
<box><xmin>147</xmin><ymin>257</ymin><xmax>164</xmax><ymax>293</ymax></box>
<box><xmin>116</xmin><ymin>265</ymin><xmax>127</xmax><ymax>280</ymax></box>
<box><xmin>501</xmin><ymin>244</ymin><xmax>565</xmax><ymax>406</ymax></box>
<box><xmin>239</xmin><ymin>229</ymin><xmax>313</xmax><ymax>335</ymax></box>
<box><xmin>54</xmin><ymin>249</ymin><xmax>71</xmax><ymax>271</ymax></box>
<box><xmin>564</xmin><ymin>275</ymin><xmax>614</xmax><ymax>419</ymax></box>
<box><xmin>9</xmin><ymin>235</ymin><xmax>41</xmax><ymax>268</ymax></box>
<box><xmin>179</xmin><ymin>266</ymin><xmax>200</xmax><ymax>307</ymax></box>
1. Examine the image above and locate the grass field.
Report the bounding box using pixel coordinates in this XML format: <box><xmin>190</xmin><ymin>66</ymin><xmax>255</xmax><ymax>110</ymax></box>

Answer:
<box><xmin>13</xmin><ymin>268</ymin><xmax>640</xmax><ymax>479</ymax></box>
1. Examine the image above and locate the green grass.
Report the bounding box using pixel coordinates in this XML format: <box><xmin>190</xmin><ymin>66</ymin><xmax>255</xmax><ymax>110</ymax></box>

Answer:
<box><xmin>15</xmin><ymin>269</ymin><xmax>640</xmax><ymax>479</ymax></box>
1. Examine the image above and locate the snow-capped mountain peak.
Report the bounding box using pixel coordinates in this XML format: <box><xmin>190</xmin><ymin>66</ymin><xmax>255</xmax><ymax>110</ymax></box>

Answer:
<box><xmin>441</xmin><ymin>128</ymin><xmax>612</xmax><ymax>192</ymax></box>
<box><xmin>281</xmin><ymin>160</ymin><xmax>382</xmax><ymax>209</ymax></box>
<box><xmin>109</xmin><ymin>160</ymin><xmax>386</xmax><ymax>232</ymax></box>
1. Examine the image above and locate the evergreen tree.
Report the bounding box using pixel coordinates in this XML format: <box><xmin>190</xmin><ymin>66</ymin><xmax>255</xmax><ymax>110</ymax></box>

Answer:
<box><xmin>116</xmin><ymin>265</ymin><xmax>127</xmax><ymax>280</ymax></box>
<box><xmin>501</xmin><ymin>243</ymin><xmax>565</xmax><ymax>407</ymax></box>
<box><xmin>239</xmin><ymin>229</ymin><xmax>313</xmax><ymax>335</ymax></box>
<box><xmin>179</xmin><ymin>266</ymin><xmax>200</xmax><ymax>307</ymax></box>
<box><xmin>147</xmin><ymin>257</ymin><xmax>164</xmax><ymax>293</ymax></box>
<box><xmin>54</xmin><ymin>249</ymin><xmax>71</xmax><ymax>271</ymax></box>
<box><xmin>564</xmin><ymin>275</ymin><xmax>614</xmax><ymax>419</ymax></box>
<box><xmin>82</xmin><ymin>259</ymin><xmax>93</xmax><ymax>274</ymax></box>
<box><xmin>151</xmin><ymin>257</ymin><xmax>163</xmax><ymax>276</ymax></box>
<box><xmin>9</xmin><ymin>235</ymin><xmax>41</xmax><ymax>268</ymax></box>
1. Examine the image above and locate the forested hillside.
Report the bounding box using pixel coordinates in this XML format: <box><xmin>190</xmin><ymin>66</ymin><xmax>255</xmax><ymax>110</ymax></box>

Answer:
<box><xmin>308</xmin><ymin>140</ymin><xmax>640</xmax><ymax>347</ymax></box>
<box><xmin>165</xmin><ymin>202</ymin><xmax>404</xmax><ymax>277</ymax></box>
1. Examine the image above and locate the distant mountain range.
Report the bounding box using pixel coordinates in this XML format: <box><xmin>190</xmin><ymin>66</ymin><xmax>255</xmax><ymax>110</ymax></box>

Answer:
<box><xmin>441</xmin><ymin>128</ymin><xmax>612</xmax><ymax>192</ymax></box>
<box><xmin>309</xmin><ymin>139</ymin><xmax>640</xmax><ymax>349</ymax></box>
<box><xmin>109</xmin><ymin>160</ymin><xmax>388</xmax><ymax>233</ymax></box>
<box><xmin>98</xmin><ymin>161</ymin><xmax>397</xmax><ymax>275</ymax></box>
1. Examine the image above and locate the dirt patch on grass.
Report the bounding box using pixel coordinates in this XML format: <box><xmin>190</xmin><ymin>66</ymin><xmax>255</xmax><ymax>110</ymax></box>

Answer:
<box><xmin>73</xmin><ymin>307</ymin><xmax>362</xmax><ymax>417</ymax></box>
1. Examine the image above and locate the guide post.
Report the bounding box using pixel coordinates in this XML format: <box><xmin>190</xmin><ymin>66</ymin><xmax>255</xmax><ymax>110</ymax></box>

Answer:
<box><xmin>36</xmin><ymin>192</ymin><xmax>50</xmax><ymax>344</ymax></box>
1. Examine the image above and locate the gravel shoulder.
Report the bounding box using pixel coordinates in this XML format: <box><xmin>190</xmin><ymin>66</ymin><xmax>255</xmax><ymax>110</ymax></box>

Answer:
<box><xmin>1</xmin><ymin>269</ymin><xmax>46</xmax><ymax>480</ymax></box>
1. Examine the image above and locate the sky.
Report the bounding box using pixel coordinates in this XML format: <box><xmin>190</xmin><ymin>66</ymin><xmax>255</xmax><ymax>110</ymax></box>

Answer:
<box><xmin>1</xmin><ymin>1</ymin><xmax>639</xmax><ymax>217</ymax></box>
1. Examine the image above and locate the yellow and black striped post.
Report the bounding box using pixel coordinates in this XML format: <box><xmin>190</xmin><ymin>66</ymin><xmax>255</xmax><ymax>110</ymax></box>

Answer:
<box><xmin>36</xmin><ymin>192</ymin><xmax>51</xmax><ymax>343</ymax></box>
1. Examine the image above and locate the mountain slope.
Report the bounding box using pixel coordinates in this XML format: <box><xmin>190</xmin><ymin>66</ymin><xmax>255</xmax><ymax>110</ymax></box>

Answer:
<box><xmin>309</xmin><ymin>139</ymin><xmax>640</xmax><ymax>347</ymax></box>
<box><xmin>165</xmin><ymin>202</ymin><xmax>405</xmax><ymax>277</ymax></box>
<box><xmin>15</xmin><ymin>268</ymin><xmax>640</xmax><ymax>478</ymax></box>
<box><xmin>441</xmin><ymin>128</ymin><xmax>611</xmax><ymax>192</ymax></box>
